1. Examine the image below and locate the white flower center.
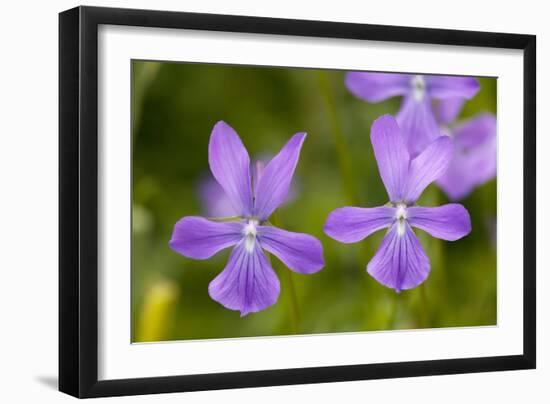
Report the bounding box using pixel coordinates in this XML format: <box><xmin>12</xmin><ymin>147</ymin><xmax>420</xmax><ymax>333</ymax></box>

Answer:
<box><xmin>394</xmin><ymin>203</ymin><xmax>408</xmax><ymax>236</ymax></box>
<box><xmin>440</xmin><ymin>125</ymin><xmax>453</xmax><ymax>137</ymax></box>
<box><xmin>411</xmin><ymin>75</ymin><xmax>426</xmax><ymax>102</ymax></box>
<box><xmin>243</xmin><ymin>219</ymin><xmax>259</xmax><ymax>253</ymax></box>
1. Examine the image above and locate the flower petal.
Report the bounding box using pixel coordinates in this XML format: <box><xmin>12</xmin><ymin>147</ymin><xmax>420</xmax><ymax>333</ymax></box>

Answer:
<box><xmin>425</xmin><ymin>76</ymin><xmax>480</xmax><ymax>100</ymax></box>
<box><xmin>437</xmin><ymin>135</ymin><xmax>496</xmax><ymax>200</ymax></box>
<box><xmin>258</xmin><ymin>225</ymin><xmax>324</xmax><ymax>274</ymax></box>
<box><xmin>396</xmin><ymin>95</ymin><xmax>441</xmax><ymax>157</ymax></box>
<box><xmin>208</xmin><ymin>121</ymin><xmax>254</xmax><ymax>217</ymax></box>
<box><xmin>169</xmin><ymin>216</ymin><xmax>244</xmax><ymax>259</ymax></box>
<box><xmin>253</xmin><ymin>133</ymin><xmax>306</xmax><ymax>220</ymax></box>
<box><xmin>367</xmin><ymin>223</ymin><xmax>430</xmax><ymax>292</ymax></box>
<box><xmin>467</xmin><ymin>135</ymin><xmax>497</xmax><ymax>186</ymax></box>
<box><xmin>403</xmin><ymin>136</ymin><xmax>454</xmax><ymax>203</ymax></box>
<box><xmin>435</xmin><ymin>98</ymin><xmax>465</xmax><ymax>125</ymax></box>
<box><xmin>454</xmin><ymin>113</ymin><xmax>497</xmax><ymax>148</ymax></box>
<box><xmin>435</xmin><ymin>155</ymin><xmax>476</xmax><ymax>201</ymax></box>
<box><xmin>408</xmin><ymin>204</ymin><xmax>471</xmax><ymax>241</ymax></box>
<box><xmin>324</xmin><ymin>206</ymin><xmax>395</xmax><ymax>243</ymax></box>
<box><xmin>345</xmin><ymin>72</ymin><xmax>410</xmax><ymax>102</ymax></box>
<box><xmin>437</xmin><ymin>114</ymin><xmax>496</xmax><ymax>200</ymax></box>
<box><xmin>370</xmin><ymin>115</ymin><xmax>410</xmax><ymax>202</ymax></box>
<box><xmin>208</xmin><ymin>241</ymin><xmax>280</xmax><ymax>316</ymax></box>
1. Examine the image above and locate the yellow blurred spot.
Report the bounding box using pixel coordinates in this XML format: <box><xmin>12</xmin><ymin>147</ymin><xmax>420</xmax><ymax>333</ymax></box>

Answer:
<box><xmin>135</xmin><ymin>279</ymin><xmax>178</xmax><ymax>342</ymax></box>
<box><xmin>133</xmin><ymin>204</ymin><xmax>153</xmax><ymax>235</ymax></box>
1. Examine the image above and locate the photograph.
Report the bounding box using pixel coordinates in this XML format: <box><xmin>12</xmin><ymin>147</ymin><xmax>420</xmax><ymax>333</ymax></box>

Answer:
<box><xmin>1</xmin><ymin>0</ymin><xmax>542</xmax><ymax>401</ymax></box>
<box><xmin>131</xmin><ymin>61</ymin><xmax>497</xmax><ymax>342</ymax></box>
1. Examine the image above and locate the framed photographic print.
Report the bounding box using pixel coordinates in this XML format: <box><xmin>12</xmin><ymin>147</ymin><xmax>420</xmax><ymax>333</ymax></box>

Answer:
<box><xmin>59</xmin><ymin>5</ymin><xmax>536</xmax><ymax>398</ymax></box>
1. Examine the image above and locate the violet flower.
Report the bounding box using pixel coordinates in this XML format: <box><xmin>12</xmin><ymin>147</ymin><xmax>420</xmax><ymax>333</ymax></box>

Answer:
<box><xmin>324</xmin><ymin>115</ymin><xmax>471</xmax><ymax>292</ymax></box>
<box><xmin>434</xmin><ymin>100</ymin><xmax>497</xmax><ymax>200</ymax></box>
<box><xmin>170</xmin><ymin>121</ymin><xmax>324</xmax><ymax>316</ymax></box>
<box><xmin>345</xmin><ymin>72</ymin><xmax>480</xmax><ymax>157</ymax></box>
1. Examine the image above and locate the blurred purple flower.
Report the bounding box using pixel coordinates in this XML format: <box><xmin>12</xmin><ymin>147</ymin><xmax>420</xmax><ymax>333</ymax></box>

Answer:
<box><xmin>434</xmin><ymin>99</ymin><xmax>497</xmax><ymax>200</ymax></box>
<box><xmin>198</xmin><ymin>176</ymin><xmax>237</xmax><ymax>218</ymax></box>
<box><xmin>170</xmin><ymin>121</ymin><xmax>324</xmax><ymax>316</ymax></box>
<box><xmin>346</xmin><ymin>72</ymin><xmax>480</xmax><ymax>156</ymax></box>
<box><xmin>324</xmin><ymin>115</ymin><xmax>471</xmax><ymax>292</ymax></box>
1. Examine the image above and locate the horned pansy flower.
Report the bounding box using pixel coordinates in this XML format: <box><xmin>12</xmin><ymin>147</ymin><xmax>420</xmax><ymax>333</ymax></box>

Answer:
<box><xmin>170</xmin><ymin>121</ymin><xmax>325</xmax><ymax>315</ymax></box>
<box><xmin>324</xmin><ymin>115</ymin><xmax>471</xmax><ymax>292</ymax></box>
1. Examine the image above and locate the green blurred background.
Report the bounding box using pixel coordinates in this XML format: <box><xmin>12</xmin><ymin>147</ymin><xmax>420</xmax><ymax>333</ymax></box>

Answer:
<box><xmin>131</xmin><ymin>60</ymin><xmax>497</xmax><ymax>342</ymax></box>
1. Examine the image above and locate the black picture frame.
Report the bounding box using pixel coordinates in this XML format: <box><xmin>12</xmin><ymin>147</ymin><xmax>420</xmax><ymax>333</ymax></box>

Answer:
<box><xmin>59</xmin><ymin>5</ymin><xmax>536</xmax><ymax>398</ymax></box>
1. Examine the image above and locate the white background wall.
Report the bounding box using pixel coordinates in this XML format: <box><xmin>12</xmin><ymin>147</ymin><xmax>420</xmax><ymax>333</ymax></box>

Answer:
<box><xmin>0</xmin><ymin>0</ymin><xmax>545</xmax><ymax>402</ymax></box>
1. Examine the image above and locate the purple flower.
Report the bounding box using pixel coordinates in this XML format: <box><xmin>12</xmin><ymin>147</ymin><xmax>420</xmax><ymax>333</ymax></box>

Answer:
<box><xmin>170</xmin><ymin>121</ymin><xmax>324</xmax><ymax>316</ymax></box>
<box><xmin>345</xmin><ymin>72</ymin><xmax>480</xmax><ymax>157</ymax></box>
<box><xmin>324</xmin><ymin>115</ymin><xmax>471</xmax><ymax>292</ymax></box>
<box><xmin>434</xmin><ymin>100</ymin><xmax>497</xmax><ymax>200</ymax></box>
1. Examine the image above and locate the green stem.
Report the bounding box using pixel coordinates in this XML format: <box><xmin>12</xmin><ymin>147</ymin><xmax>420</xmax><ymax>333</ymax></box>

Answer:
<box><xmin>285</xmin><ymin>270</ymin><xmax>301</xmax><ymax>334</ymax></box>
<box><xmin>419</xmin><ymin>285</ymin><xmax>429</xmax><ymax>328</ymax></box>
<box><xmin>387</xmin><ymin>295</ymin><xmax>399</xmax><ymax>329</ymax></box>
<box><xmin>270</xmin><ymin>212</ymin><xmax>301</xmax><ymax>333</ymax></box>
<box><xmin>316</xmin><ymin>71</ymin><xmax>359</xmax><ymax>205</ymax></box>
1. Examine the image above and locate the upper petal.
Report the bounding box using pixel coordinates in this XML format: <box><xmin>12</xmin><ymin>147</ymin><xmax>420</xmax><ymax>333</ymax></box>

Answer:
<box><xmin>345</xmin><ymin>72</ymin><xmax>410</xmax><ymax>102</ymax></box>
<box><xmin>367</xmin><ymin>223</ymin><xmax>430</xmax><ymax>292</ymax></box>
<box><xmin>324</xmin><ymin>206</ymin><xmax>395</xmax><ymax>243</ymax></box>
<box><xmin>208</xmin><ymin>241</ymin><xmax>280</xmax><ymax>316</ymax></box>
<box><xmin>408</xmin><ymin>204</ymin><xmax>472</xmax><ymax>241</ymax></box>
<box><xmin>169</xmin><ymin>216</ymin><xmax>244</xmax><ymax>259</ymax></box>
<box><xmin>370</xmin><ymin>115</ymin><xmax>410</xmax><ymax>202</ymax></box>
<box><xmin>258</xmin><ymin>225</ymin><xmax>324</xmax><ymax>274</ymax></box>
<box><xmin>425</xmin><ymin>75</ymin><xmax>480</xmax><ymax>100</ymax></box>
<box><xmin>403</xmin><ymin>136</ymin><xmax>454</xmax><ymax>204</ymax></box>
<box><xmin>396</xmin><ymin>94</ymin><xmax>441</xmax><ymax>157</ymax></box>
<box><xmin>253</xmin><ymin>133</ymin><xmax>306</xmax><ymax>220</ymax></box>
<box><xmin>208</xmin><ymin>121</ymin><xmax>254</xmax><ymax>217</ymax></box>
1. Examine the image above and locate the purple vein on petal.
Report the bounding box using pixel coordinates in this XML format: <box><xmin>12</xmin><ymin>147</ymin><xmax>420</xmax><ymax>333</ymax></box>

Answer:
<box><xmin>208</xmin><ymin>241</ymin><xmax>280</xmax><ymax>316</ymax></box>
<box><xmin>253</xmin><ymin>132</ymin><xmax>306</xmax><ymax>220</ymax></box>
<box><xmin>367</xmin><ymin>223</ymin><xmax>430</xmax><ymax>292</ymax></box>
<box><xmin>258</xmin><ymin>225</ymin><xmax>324</xmax><ymax>274</ymax></box>
<box><xmin>370</xmin><ymin>115</ymin><xmax>409</xmax><ymax>202</ymax></box>
<box><xmin>407</xmin><ymin>204</ymin><xmax>472</xmax><ymax>241</ymax></box>
<box><xmin>169</xmin><ymin>216</ymin><xmax>244</xmax><ymax>260</ymax></box>
<box><xmin>324</xmin><ymin>206</ymin><xmax>395</xmax><ymax>243</ymax></box>
<box><xmin>208</xmin><ymin>121</ymin><xmax>254</xmax><ymax>217</ymax></box>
